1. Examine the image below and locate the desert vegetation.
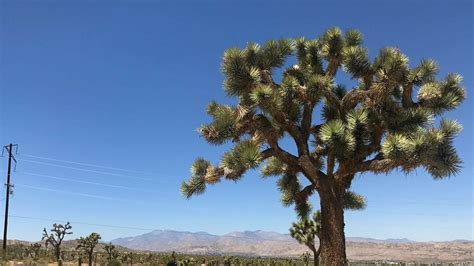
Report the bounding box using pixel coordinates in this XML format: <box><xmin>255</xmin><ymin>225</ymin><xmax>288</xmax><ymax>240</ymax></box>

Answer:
<box><xmin>1</xmin><ymin>240</ymin><xmax>471</xmax><ymax>266</ymax></box>
<box><xmin>1</xmin><ymin>222</ymin><xmax>472</xmax><ymax>265</ymax></box>
<box><xmin>0</xmin><ymin>236</ymin><xmax>317</xmax><ymax>266</ymax></box>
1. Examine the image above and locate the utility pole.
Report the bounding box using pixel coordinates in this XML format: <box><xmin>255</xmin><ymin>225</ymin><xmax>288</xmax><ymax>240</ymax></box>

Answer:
<box><xmin>2</xmin><ymin>144</ymin><xmax>17</xmax><ymax>253</ymax></box>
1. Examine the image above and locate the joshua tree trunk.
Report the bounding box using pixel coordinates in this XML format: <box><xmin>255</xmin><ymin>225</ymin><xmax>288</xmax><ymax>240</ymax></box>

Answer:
<box><xmin>318</xmin><ymin>181</ymin><xmax>347</xmax><ymax>266</ymax></box>
<box><xmin>88</xmin><ymin>253</ymin><xmax>93</xmax><ymax>266</ymax></box>
<box><xmin>313</xmin><ymin>251</ymin><xmax>319</xmax><ymax>266</ymax></box>
<box><xmin>54</xmin><ymin>247</ymin><xmax>61</xmax><ymax>262</ymax></box>
<box><xmin>308</xmin><ymin>245</ymin><xmax>320</xmax><ymax>266</ymax></box>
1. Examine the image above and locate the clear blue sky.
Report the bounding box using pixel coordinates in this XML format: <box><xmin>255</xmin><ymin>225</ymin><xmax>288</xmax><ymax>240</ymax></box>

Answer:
<box><xmin>0</xmin><ymin>0</ymin><xmax>472</xmax><ymax>242</ymax></box>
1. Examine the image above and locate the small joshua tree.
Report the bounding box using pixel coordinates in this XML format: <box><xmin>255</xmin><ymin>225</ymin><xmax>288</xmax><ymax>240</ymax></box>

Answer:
<box><xmin>122</xmin><ymin>252</ymin><xmax>135</xmax><ymax>266</ymax></box>
<box><xmin>71</xmin><ymin>251</ymin><xmax>83</xmax><ymax>266</ymax></box>
<box><xmin>290</xmin><ymin>192</ymin><xmax>365</xmax><ymax>266</ymax></box>
<box><xmin>76</xmin><ymin>232</ymin><xmax>101</xmax><ymax>266</ymax></box>
<box><xmin>104</xmin><ymin>242</ymin><xmax>117</xmax><ymax>262</ymax></box>
<box><xmin>27</xmin><ymin>243</ymin><xmax>42</xmax><ymax>261</ymax></box>
<box><xmin>291</xmin><ymin>211</ymin><xmax>321</xmax><ymax>266</ymax></box>
<box><xmin>300</xmin><ymin>252</ymin><xmax>311</xmax><ymax>266</ymax></box>
<box><xmin>166</xmin><ymin>251</ymin><xmax>177</xmax><ymax>266</ymax></box>
<box><xmin>42</xmin><ymin>222</ymin><xmax>73</xmax><ymax>263</ymax></box>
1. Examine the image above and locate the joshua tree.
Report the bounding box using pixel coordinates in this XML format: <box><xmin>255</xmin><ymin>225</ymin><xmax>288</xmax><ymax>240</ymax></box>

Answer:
<box><xmin>122</xmin><ymin>252</ymin><xmax>135</xmax><ymax>266</ymax></box>
<box><xmin>181</xmin><ymin>27</ymin><xmax>465</xmax><ymax>264</ymax></box>
<box><xmin>71</xmin><ymin>251</ymin><xmax>83</xmax><ymax>266</ymax></box>
<box><xmin>26</xmin><ymin>243</ymin><xmax>42</xmax><ymax>261</ymax></box>
<box><xmin>300</xmin><ymin>252</ymin><xmax>311</xmax><ymax>266</ymax></box>
<box><xmin>76</xmin><ymin>232</ymin><xmax>101</xmax><ymax>266</ymax></box>
<box><xmin>290</xmin><ymin>193</ymin><xmax>365</xmax><ymax>266</ymax></box>
<box><xmin>119</xmin><ymin>253</ymin><xmax>127</xmax><ymax>265</ymax></box>
<box><xmin>232</xmin><ymin>257</ymin><xmax>240</xmax><ymax>265</ymax></box>
<box><xmin>42</xmin><ymin>222</ymin><xmax>73</xmax><ymax>263</ymax></box>
<box><xmin>104</xmin><ymin>242</ymin><xmax>117</xmax><ymax>262</ymax></box>
<box><xmin>166</xmin><ymin>251</ymin><xmax>177</xmax><ymax>266</ymax></box>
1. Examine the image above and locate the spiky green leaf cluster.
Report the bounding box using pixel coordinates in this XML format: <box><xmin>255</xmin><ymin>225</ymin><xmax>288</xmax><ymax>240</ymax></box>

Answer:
<box><xmin>221</xmin><ymin>40</ymin><xmax>293</xmax><ymax>96</ymax></box>
<box><xmin>250</xmin><ymin>85</ymin><xmax>284</xmax><ymax>114</ymax></box>
<box><xmin>344</xmin><ymin>30</ymin><xmax>363</xmax><ymax>47</ymax></box>
<box><xmin>381</xmin><ymin>119</ymin><xmax>462</xmax><ymax>176</ymax></box>
<box><xmin>383</xmin><ymin>107</ymin><xmax>432</xmax><ymax>133</ymax></box>
<box><xmin>321</xmin><ymin>27</ymin><xmax>344</xmax><ymax>61</ymax></box>
<box><xmin>319</xmin><ymin>120</ymin><xmax>355</xmax><ymax>158</ymax></box>
<box><xmin>373</xmin><ymin>47</ymin><xmax>410</xmax><ymax>84</ymax></box>
<box><xmin>277</xmin><ymin>173</ymin><xmax>301</xmax><ymax>207</ymax></box>
<box><xmin>181</xmin><ymin>158</ymin><xmax>211</xmax><ymax>199</ymax></box>
<box><xmin>305</xmin><ymin>75</ymin><xmax>333</xmax><ymax>102</ymax></box>
<box><xmin>200</xmin><ymin>103</ymin><xmax>239</xmax><ymax>145</ymax></box>
<box><xmin>294</xmin><ymin>38</ymin><xmax>324</xmax><ymax>74</ymax></box>
<box><xmin>342</xmin><ymin>191</ymin><xmax>367</xmax><ymax>210</ymax></box>
<box><xmin>294</xmin><ymin>200</ymin><xmax>312</xmax><ymax>220</ymax></box>
<box><xmin>342</xmin><ymin>46</ymin><xmax>371</xmax><ymax>78</ymax></box>
<box><xmin>381</xmin><ymin>134</ymin><xmax>413</xmax><ymax>159</ymax></box>
<box><xmin>410</xmin><ymin>59</ymin><xmax>438</xmax><ymax>85</ymax></box>
<box><xmin>346</xmin><ymin>109</ymin><xmax>370</xmax><ymax>148</ymax></box>
<box><xmin>221</xmin><ymin>140</ymin><xmax>263</xmax><ymax>177</ymax></box>
<box><xmin>260</xmin><ymin>157</ymin><xmax>286</xmax><ymax>177</ymax></box>
<box><xmin>418</xmin><ymin>73</ymin><xmax>466</xmax><ymax>114</ymax></box>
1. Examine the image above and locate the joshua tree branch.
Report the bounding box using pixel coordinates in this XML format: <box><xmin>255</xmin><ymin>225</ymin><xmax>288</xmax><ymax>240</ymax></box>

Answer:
<box><xmin>301</xmin><ymin>101</ymin><xmax>315</xmax><ymax>142</ymax></box>
<box><xmin>402</xmin><ymin>83</ymin><xmax>414</xmax><ymax>108</ymax></box>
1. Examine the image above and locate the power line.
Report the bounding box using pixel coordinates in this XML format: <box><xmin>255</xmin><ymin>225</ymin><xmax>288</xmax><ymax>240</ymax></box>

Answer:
<box><xmin>20</xmin><ymin>156</ymin><xmax>468</xmax><ymax>205</ymax></box>
<box><xmin>14</xmin><ymin>182</ymin><xmax>208</xmax><ymax>211</ymax></box>
<box><xmin>7</xmin><ymin>215</ymin><xmax>154</xmax><ymax>232</ymax></box>
<box><xmin>6</xmin><ymin>169</ymin><xmax>469</xmax><ymax>207</ymax></box>
<box><xmin>14</xmin><ymin>184</ymin><xmax>164</xmax><ymax>207</ymax></box>
<box><xmin>9</xmin><ymin>171</ymin><xmax>470</xmax><ymax>212</ymax></box>
<box><xmin>20</xmin><ymin>171</ymin><xmax>169</xmax><ymax>191</ymax></box>
<box><xmin>365</xmin><ymin>211</ymin><xmax>467</xmax><ymax>218</ymax></box>
<box><xmin>373</xmin><ymin>201</ymin><xmax>471</xmax><ymax>207</ymax></box>
<box><xmin>17</xmin><ymin>159</ymin><xmax>155</xmax><ymax>181</ymax></box>
<box><xmin>6</xmin><ymin>171</ymin><xmax>469</xmax><ymax>208</ymax></box>
<box><xmin>20</xmin><ymin>154</ymin><xmax>160</xmax><ymax>176</ymax></box>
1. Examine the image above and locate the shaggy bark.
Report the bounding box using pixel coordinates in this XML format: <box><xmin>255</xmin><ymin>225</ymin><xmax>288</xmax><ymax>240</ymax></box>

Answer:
<box><xmin>318</xmin><ymin>181</ymin><xmax>347</xmax><ymax>265</ymax></box>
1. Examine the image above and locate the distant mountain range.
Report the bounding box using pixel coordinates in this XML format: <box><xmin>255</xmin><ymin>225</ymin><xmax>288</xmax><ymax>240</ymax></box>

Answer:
<box><xmin>111</xmin><ymin>230</ymin><xmax>474</xmax><ymax>261</ymax></box>
<box><xmin>112</xmin><ymin>230</ymin><xmax>304</xmax><ymax>256</ymax></box>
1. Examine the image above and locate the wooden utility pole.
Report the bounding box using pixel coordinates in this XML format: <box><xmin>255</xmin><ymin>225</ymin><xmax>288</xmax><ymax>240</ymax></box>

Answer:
<box><xmin>2</xmin><ymin>144</ymin><xmax>17</xmax><ymax>252</ymax></box>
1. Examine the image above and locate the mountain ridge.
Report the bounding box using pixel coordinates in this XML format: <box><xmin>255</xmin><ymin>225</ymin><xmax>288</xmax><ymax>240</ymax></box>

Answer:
<box><xmin>113</xmin><ymin>229</ymin><xmax>472</xmax><ymax>243</ymax></box>
<box><xmin>110</xmin><ymin>229</ymin><xmax>474</xmax><ymax>261</ymax></box>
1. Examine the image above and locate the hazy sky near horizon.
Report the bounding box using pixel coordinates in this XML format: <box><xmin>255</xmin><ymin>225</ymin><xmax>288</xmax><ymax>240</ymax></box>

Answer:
<box><xmin>0</xmin><ymin>0</ymin><xmax>472</xmax><ymax>242</ymax></box>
